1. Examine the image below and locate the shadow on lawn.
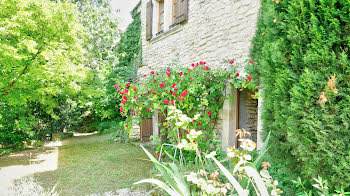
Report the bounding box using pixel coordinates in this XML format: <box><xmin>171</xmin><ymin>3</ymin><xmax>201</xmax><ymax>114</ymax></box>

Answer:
<box><xmin>33</xmin><ymin>134</ymin><xmax>154</xmax><ymax>196</ymax></box>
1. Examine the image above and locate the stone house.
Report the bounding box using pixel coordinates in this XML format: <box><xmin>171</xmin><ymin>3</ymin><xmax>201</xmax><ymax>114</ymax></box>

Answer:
<box><xmin>133</xmin><ymin>0</ymin><xmax>264</xmax><ymax>149</ymax></box>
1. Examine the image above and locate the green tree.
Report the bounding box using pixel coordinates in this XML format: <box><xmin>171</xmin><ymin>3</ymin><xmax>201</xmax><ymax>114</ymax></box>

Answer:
<box><xmin>0</xmin><ymin>0</ymin><xmax>86</xmax><ymax>147</ymax></box>
<box><xmin>250</xmin><ymin>0</ymin><xmax>350</xmax><ymax>189</ymax></box>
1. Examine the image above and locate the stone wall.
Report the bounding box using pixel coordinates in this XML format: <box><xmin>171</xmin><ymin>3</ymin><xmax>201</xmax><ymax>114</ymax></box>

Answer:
<box><xmin>139</xmin><ymin>0</ymin><xmax>261</xmax><ymax>76</ymax></box>
<box><xmin>138</xmin><ymin>0</ymin><xmax>262</xmax><ymax>148</ymax></box>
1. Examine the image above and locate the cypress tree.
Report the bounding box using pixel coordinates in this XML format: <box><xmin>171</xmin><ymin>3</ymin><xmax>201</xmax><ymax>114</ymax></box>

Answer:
<box><xmin>250</xmin><ymin>0</ymin><xmax>350</xmax><ymax>188</ymax></box>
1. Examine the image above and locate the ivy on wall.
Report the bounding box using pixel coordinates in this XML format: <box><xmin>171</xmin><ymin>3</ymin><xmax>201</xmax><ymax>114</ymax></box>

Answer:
<box><xmin>116</xmin><ymin>2</ymin><xmax>142</xmax><ymax>82</ymax></box>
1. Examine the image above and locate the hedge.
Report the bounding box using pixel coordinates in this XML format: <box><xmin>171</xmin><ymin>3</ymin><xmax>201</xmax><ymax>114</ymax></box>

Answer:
<box><xmin>250</xmin><ymin>0</ymin><xmax>350</xmax><ymax>189</ymax></box>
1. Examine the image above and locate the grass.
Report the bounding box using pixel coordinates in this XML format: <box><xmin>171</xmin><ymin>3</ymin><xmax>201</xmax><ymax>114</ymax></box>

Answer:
<box><xmin>34</xmin><ymin>134</ymin><xmax>154</xmax><ymax>196</ymax></box>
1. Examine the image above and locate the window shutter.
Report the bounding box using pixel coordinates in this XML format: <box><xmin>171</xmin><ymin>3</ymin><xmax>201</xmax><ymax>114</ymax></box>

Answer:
<box><xmin>146</xmin><ymin>0</ymin><xmax>153</xmax><ymax>41</ymax></box>
<box><xmin>175</xmin><ymin>0</ymin><xmax>188</xmax><ymax>24</ymax></box>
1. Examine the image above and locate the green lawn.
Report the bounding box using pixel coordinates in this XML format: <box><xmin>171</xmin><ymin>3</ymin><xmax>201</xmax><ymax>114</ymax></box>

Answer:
<box><xmin>34</xmin><ymin>134</ymin><xmax>153</xmax><ymax>196</ymax></box>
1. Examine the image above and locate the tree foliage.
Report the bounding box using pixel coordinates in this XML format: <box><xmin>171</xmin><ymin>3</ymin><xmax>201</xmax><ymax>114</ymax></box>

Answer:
<box><xmin>0</xmin><ymin>0</ymin><xmax>87</xmax><ymax>147</ymax></box>
<box><xmin>0</xmin><ymin>0</ymin><xmax>121</xmax><ymax>149</ymax></box>
<box><xmin>250</xmin><ymin>0</ymin><xmax>350</xmax><ymax>189</ymax></box>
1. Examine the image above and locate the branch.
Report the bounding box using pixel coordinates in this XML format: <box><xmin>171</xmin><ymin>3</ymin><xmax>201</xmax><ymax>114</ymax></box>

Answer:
<box><xmin>1</xmin><ymin>46</ymin><xmax>44</xmax><ymax>95</ymax></box>
<box><xmin>0</xmin><ymin>24</ymin><xmax>61</xmax><ymax>96</ymax></box>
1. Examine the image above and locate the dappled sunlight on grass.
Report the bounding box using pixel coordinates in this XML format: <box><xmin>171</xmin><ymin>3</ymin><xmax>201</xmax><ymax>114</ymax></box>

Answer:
<box><xmin>0</xmin><ymin>147</ymin><xmax>59</xmax><ymax>195</ymax></box>
<box><xmin>34</xmin><ymin>134</ymin><xmax>153</xmax><ymax>196</ymax></box>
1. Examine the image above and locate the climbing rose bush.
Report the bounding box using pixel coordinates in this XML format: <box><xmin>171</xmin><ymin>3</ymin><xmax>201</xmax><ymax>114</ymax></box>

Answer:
<box><xmin>135</xmin><ymin>106</ymin><xmax>283</xmax><ymax>196</ymax></box>
<box><xmin>116</xmin><ymin>60</ymin><xmax>257</xmax><ymax>153</ymax></box>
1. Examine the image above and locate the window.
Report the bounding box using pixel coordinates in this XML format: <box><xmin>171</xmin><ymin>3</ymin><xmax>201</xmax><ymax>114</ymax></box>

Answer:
<box><xmin>146</xmin><ymin>0</ymin><xmax>189</xmax><ymax>41</ymax></box>
<box><xmin>158</xmin><ymin>0</ymin><xmax>164</xmax><ymax>32</ymax></box>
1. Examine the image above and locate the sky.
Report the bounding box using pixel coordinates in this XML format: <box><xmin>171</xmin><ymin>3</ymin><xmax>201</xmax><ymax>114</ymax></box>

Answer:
<box><xmin>111</xmin><ymin>0</ymin><xmax>140</xmax><ymax>31</ymax></box>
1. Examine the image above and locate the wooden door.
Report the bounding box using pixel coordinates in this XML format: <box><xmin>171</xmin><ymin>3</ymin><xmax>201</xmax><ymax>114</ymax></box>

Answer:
<box><xmin>141</xmin><ymin>117</ymin><xmax>153</xmax><ymax>141</ymax></box>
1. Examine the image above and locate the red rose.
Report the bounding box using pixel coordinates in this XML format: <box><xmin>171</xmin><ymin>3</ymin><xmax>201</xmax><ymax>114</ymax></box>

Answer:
<box><xmin>249</xmin><ymin>61</ymin><xmax>254</xmax><ymax>64</ymax></box>
<box><xmin>160</xmin><ymin>82</ymin><xmax>166</xmax><ymax>88</ymax></box>
<box><xmin>134</xmin><ymin>96</ymin><xmax>138</xmax><ymax>101</ymax></box>
<box><xmin>174</xmin><ymin>87</ymin><xmax>178</xmax><ymax>91</ymax></box>
<box><xmin>123</xmin><ymin>96</ymin><xmax>127</xmax><ymax>100</ymax></box>
<box><xmin>171</xmin><ymin>99</ymin><xmax>175</xmax><ymax>105</ymax></box>
<box><xmin>167</xmin><ymin>72</ymin><xmax>171</xmax><ymax>77</ymax></box>
<box><xmin>142</xmin><ymin>117</ymin><xmax>145</xmax><ymax>120</ymax></box>
<box><xmin>181</xmin><ymin>89</ymin><xmax>188</xmax><ymax>97</ymax></box>
<box><xmin>120</xmin><ymin>107</ymin><xmax>123</xmax><ymax>113</ymax></box>
<box><xmin>205</xmin><ymin>66</ymin><xmax>209</xmax><ymax>70</ymax></box>
<box><xmin>179</xmin><ymin>134</ymin><xmax>183</xmax><ymax>137</ymax></box>
<box><xmin>151</xmin><ymin>71</ymin><xmax>155</xmax><ymax>75</ymax></box>
<box><xmin>208</xmin><ymin>112</ymin><xmax>211</xmax><ymax>116</ymax></box>
<box><xmin>173</xmin><ymin>92</ymin><xmax>176</xmax><ymax>96</ymax></box>
<box><xmin>126</xmin><ymin>125</ymin><xmax>128</xmax><ymax>128</ymax></box>
<box><xmin>114</xmin><ymin>84</ymin><xmax>119</xmax><ymax>89</ymax></box>
<box><xmin>177</xmin><ymin>96</ymin><xmax>181</xmax><ymax>101</ymax></box>
<box><xmin>121</xmin><ymin>100</ymin><xmax>126</xmax><ymax>105</ymax></box>
<box><xmin>248</xmin><ymin>75</ymin><xmax>252</xmax><ymax>81</ymax></box>
<box><xmin>144</xmin><ymin>74</ymin><xmax>147</xmax><ymax>77</ymax></box>
<box><xmin>179</xmin><ymin>72</ymin><xmax>183</xmax><ymax>76</ymax></box>
<box><xmin>124</xmin><ymin>89</ymin><xmax>129</xmax><ymax>93</ymax></box>
<box><xmin>120</xmin><ymin>91</ymin><xmax>124</xmax><ymax>95</ymax></box>
<box><xmin>126</xmin><ymin>83</ymin><xmax>130</xmax><ymax>87</ymax></box>
<box><xmin>191</xmin><ymin>63</ymin><xmax>195</xmax><ymax>67</ymax></box>
<box><xmin>251</xmin><ymin>94</ymin><xmax>255</xmax><ymax>99</ymax></box>
<box><xmin>186</xmin><ymin>130</ymin><xmax>189</xmax><ymax>134</ymax></box>
<box><xmin>236</xmin><ymin>72</ymin><xmax>239</xmax><ymax>77</ymax></box>
<box><xmin>133</xmin><ymin>87</ymin><xmax>137</xmax><ymax>91</ymax></box>
<box><xmin>147</xmin><ymin>108</ymin><xmax>151</xmax><ymax>112</ymax></box>
<box><xmin>163</xmin><ymin>100</ymin><xmax>169</xmax><ymax>104</ymax></box>
<box><xmin>198</xmin><ymin>122</ymin><xmax>201</xmax><ymax>126</ymax></box>
<box><xmin>230</xmin><ymin>60</ymin><xmax>234</xmax><ymax>64</ymax></box>
<box><xmin>169</xmin><ymin>136</ymin><xmax>172</xmax><ymax>139</ymax></box>
<box><xmin>171</xmin><ymin>83</ymin><xmax>176</xmax><ymax>88</ymax></box>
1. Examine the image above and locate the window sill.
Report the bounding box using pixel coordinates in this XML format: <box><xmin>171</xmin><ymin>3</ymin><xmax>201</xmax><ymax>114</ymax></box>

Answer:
<box><xmin>149</xmin><ymin>24</ymin><xmax>182</xmax><ymax>43</ymax></box>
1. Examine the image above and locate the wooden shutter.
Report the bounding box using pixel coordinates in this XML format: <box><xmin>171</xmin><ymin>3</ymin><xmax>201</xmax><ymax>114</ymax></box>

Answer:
<box><xmin>146</xmin><ymin>0</ymin><xmax>153</xmax><ymax>41</ymax></box>
<box><xmin>173</xmin><ymin>0</ymin><xmax>179</xmax><ymax>25</ymax></box>
<box><xmin>175</xmin><ymin>0</ymin><xmax>188</xmax><ymax>24</ymax></box>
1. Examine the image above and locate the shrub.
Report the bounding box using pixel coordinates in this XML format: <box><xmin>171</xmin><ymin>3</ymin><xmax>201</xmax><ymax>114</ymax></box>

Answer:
<box><xmin>110</xmin><ymin>129</ymin><xmax>130</xmax><ymax>143</ymax></box>
<box><xmin>97</xmin><ymin>120</ymin><xmax>120</xmax><ymax>135</ymax></box>
<box><xmin>135</xmin><ymin>107</ymin><xmax>282</xmax><ymax>195</ymax></box>
<box><xmin>116</xmin><ymin>61</ymin><xmax>257</xmax><ymax>162</ymax></box>
<box><xmin>59</xmin><ymin>132</ymin><xmax>74</xmax><ymax>140</ymax></box>
<box><xmin>250</xmin><ymin>0</ymin><xmax>350</xmax><ymax>189</ymax></box>
<box><xmin>33</xmin><ymin>140</ymin><xmax>44</xmax><ymax>147</ymax></box>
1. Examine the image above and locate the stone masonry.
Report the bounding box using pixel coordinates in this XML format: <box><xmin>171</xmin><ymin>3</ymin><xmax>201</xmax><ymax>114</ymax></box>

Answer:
<box><xmin>140</xmin><ymin>0</ymin><xmax>261</xmax><ymax>74</ymax></box>
<box><xmin>138</xmin><ymin>0</ymin><xmax>263</xmax><ymax>148</ymax></box>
